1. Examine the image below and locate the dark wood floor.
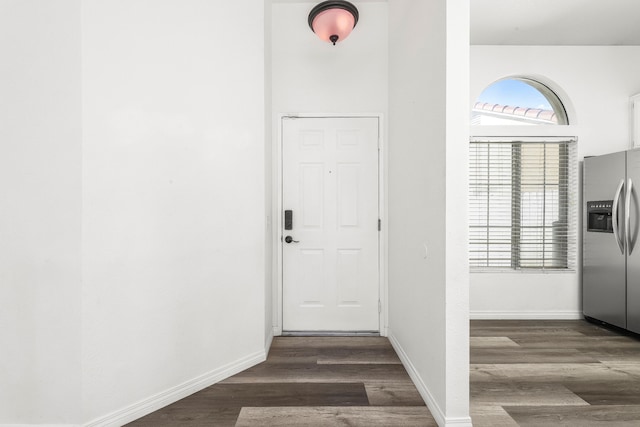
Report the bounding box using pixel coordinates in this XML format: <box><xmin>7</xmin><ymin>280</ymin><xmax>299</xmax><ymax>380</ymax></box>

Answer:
<box><xmin>471</xmin><ymin>319</ymin><xmax>640</xmax><ymax>426</ymax></box>
<box><xmin>127</xmin><ymin>336</ymin><xmax>436</xmax><ymax>426</ymax></box>
<box><xmin>127</xmin><ymin>320</ymin><xmax>640</xmax><ymax>426</ymax></box>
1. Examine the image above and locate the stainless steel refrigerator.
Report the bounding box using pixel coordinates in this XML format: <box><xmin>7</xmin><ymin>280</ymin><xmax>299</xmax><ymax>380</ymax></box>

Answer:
<box><xmin>583</xmin><ymin>149</ymin><xmax>640</xmax><ymax>333</ymax></box>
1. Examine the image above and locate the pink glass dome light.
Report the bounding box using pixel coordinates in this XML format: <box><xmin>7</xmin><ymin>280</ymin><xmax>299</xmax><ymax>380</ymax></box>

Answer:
<box><xmin>308</xmin><ymin>1</ymin><xmax>359</xmax><ymax>45</ymax></box>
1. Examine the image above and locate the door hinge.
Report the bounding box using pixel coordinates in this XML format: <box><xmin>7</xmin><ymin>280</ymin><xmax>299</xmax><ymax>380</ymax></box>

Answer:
<box><xmin>378</xmin><ymin>300</ymin><xmax>382</xmax><ymax>313</ymax></box>
<box><xmin>378</xmin><ymin>219</ymin><xmax>381</xmax><ymax>231</ymax></box>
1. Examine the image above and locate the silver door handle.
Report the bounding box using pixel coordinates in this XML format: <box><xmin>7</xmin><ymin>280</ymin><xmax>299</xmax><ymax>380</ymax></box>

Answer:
<box><xmin>613</xmin><ymin>178</ymin><xmax>625</xmax><ymax>254</ymax></box>
<box><xmin>627</xmin><ymin>178</ymin><xmax>634</xmax><ymax>255</ymax></box>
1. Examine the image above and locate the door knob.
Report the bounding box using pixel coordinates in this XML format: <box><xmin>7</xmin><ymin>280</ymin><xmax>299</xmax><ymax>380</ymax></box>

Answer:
<box><xmin>284</xmin><ymin>236</ymin><xmax>299</xmax><ymax>244</ymax></box>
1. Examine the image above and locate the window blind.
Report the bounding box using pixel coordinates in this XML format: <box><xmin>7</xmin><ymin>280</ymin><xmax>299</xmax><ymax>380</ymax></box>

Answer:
<box><xmin>469</xmin><ymin>139</ymin><xmax>577</xmax><ymax>270</ymax></box>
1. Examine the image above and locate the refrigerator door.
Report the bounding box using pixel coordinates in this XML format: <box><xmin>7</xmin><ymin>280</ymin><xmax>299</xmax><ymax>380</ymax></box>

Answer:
<box><xmin>626</xmin><ymin>149</ymin><xmax>640</xmax><ymax>333</ymax></box>
<box><xmin>583</xmin><ymin>151</ymin><xmax>626</xmax><ymax>328</ymax></box>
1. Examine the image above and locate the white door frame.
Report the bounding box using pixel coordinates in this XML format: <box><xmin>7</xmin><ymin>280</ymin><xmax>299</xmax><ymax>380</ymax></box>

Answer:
<box><xmin>272</xmin><ymin>113</ymin><xmax>387</xmax><ymax>337</ymax></box>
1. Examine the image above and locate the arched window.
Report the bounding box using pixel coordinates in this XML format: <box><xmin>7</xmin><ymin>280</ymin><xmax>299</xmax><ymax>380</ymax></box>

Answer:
<box><xmin>471</xmin><ymin>78</ymin><xmax>568</xmax><ymax>126</ymax></box>
<box><xmin>469</xmin><ymin>77</ymin><xmax>576</xmax><ymax>271</ymax></box>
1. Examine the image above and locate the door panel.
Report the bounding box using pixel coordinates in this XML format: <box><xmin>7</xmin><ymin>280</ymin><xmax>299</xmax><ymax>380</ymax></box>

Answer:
<box><xmin>337</xmin><ymin>249</ymin><xmax>361</xmax><ymax>305</ymax></box>
<box><xmin>301</xmin><ymin>164</ymin><xmax>323</xmax><ymax>228</ymax></box>
<box><xmin>627</xmin><ymin>149</ymin><xmax>640</xmax><ymax>333</ymax></box>
<box><xmin>337</xmin><ymin>164</ymin><xmax>360</xmax><ymax>227</ymax></box>
<box><xmin>583</xmin><ymin>152</ymin><xmax>626</xmax><ymax>328</ymax></box>
<box><xmin>282</xmin><ymin>117</ymin><xmax>379</xmax><ymax>331</ymax></box>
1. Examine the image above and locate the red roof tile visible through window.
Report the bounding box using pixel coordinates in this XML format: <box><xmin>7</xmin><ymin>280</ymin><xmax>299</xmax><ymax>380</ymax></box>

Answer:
<box><xmin>472</xmin><ymin>102</ymin><xmax>558</xmax><ymax>124</ymax></box>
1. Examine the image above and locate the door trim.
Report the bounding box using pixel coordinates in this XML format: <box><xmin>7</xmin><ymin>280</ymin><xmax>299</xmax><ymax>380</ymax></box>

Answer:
<box><xmin>272</xmin><ymin>113</ymin><xmax>387</xmax><ymax>337</ymax></box>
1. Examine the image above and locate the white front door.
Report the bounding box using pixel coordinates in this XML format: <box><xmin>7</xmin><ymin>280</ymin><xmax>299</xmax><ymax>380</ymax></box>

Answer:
<box><xmin>282</xmin><ymin>117</ymin><xmax>379</xmax><ymax>332</ymax></box>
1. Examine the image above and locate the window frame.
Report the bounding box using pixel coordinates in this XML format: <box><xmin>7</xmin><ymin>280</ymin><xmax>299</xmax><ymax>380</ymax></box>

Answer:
<box><xmin>473</xmin><ymin>77</ymin><xmax>570</xmax><ymax>126</ymax></box>
<box><xmin>512</xmin><ymin>77</ymin><xmax>569</xmax><ymax>126</ymax></box>
<box><xmin>469</xmin><ymin>137</ymin><xmax>577</xmax><ymax>272</ymax></box>
<box><xmin>471</xmin><ymin>77</ymin><xmax>577</xmax><ymax>273</ymax></box>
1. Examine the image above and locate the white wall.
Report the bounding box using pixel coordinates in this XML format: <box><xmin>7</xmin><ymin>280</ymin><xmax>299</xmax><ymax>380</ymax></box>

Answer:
<box><xmin>81</xmin><ymin>0</ymin><xmax>267</xmax><ymax>423</ymax></box>
<box><xmin>265</xmin><ymin>1</ymin><xmax>275</xmax><ymax>349</ymax></box>
<box><xmin>271</xmin><ymin>0</ymin><xmax>388</xmax><ymax>332</ymax></box>
<box><xmin>0</xmin><ymin>0</ymin><xmax>82</xmax><ymax>424</ymax></box>
<box><xmin>388</xmin><ymin>1</ymin><xmax>470</xmax><ymax>426</ymax></box>
<box><xmin>471</xmin><ymin>46</ymin><xmax>640</xmax><ymax>318</ymax></box>
<box><xmin>271</xmin><ymin>1</ymin><xmax>388</xmax><ymax>115</ymax></box>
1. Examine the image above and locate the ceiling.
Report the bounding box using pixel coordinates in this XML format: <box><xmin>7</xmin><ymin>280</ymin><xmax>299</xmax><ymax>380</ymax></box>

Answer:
<box><xmin>471</xmin><ymin>0</ymin><xmax>640</xmax><ymax>46</ymax></box>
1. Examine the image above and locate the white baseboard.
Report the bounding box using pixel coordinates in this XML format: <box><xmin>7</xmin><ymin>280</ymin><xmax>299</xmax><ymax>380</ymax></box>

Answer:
<box><xmin>265</xmin><ymin>327</ymin><xmax>274</xmax><ymax>356</ymax></box>
<box><xmin>470</xmin><ymin>310</ymin><xmax>583</xmax><ymax>320</ymax></box>
<box><xmin>443</xmin><ymin>418</ymin><xmax>475</xmax><ymax>426</ymax></box>
<box><xmin>84</xmin><ymin>349</ymin><xmax>267</xmax><ymax>427</ymax></box>
<box><xmin>1</xmin><ymin>425</ymin><xmax>79</xmax><ymax>427</ymax></box>
<box><xmin>388</xmin><ymin>332</ymin><xmax>472</xmax><ymax>427</ymax></box>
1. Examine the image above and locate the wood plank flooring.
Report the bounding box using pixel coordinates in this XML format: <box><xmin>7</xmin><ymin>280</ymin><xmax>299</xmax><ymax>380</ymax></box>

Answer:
<box><xmin>126</xmin><ymin>336</ymin><xmax>436</xmax><ymax>426</ymax></box>
<box><xmin>471</xmin><ymin>319</ymin><xmax>640</xmax><ymax>426</ymax></box>
<box><xmin>126</xmin><ymin>320</ymin><xmax>640</xmax><ymax>426</ymax></box>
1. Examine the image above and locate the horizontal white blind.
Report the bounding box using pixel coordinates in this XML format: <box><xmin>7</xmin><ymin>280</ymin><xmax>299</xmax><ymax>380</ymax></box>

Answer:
<box><xmin>469</xmin><ymin>139</ymin><xmax>577</xmax><ymax>270</ymax></box>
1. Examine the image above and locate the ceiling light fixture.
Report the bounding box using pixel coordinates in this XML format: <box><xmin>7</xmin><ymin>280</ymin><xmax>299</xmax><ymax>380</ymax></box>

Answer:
<box><xmin>308</xmin><ymin>1</ymin><xmax>359</xmax><ymax>46</ymax></box>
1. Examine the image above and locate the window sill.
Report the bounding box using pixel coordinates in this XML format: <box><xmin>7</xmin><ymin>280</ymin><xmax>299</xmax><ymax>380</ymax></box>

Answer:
<box><xmin>470</xmin><ymin>268</ymin><xmax>577</xmax><ymax>275</ymax></box>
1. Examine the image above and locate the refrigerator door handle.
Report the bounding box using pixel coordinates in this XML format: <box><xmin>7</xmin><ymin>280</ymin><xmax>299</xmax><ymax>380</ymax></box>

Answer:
<box><xmin>613</xmin><ymin>178</ymin><xmax>625</xmax><ymax>254</ymax></box>
<box><xmin>627</xmin><ymin>178</ymin><xmax>634</xmax><ymax>255</ymax></box>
